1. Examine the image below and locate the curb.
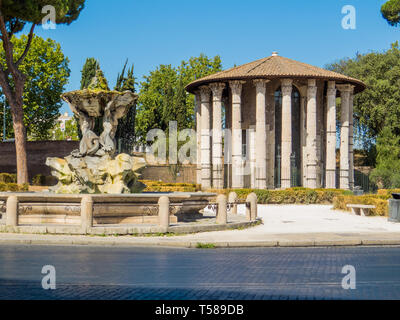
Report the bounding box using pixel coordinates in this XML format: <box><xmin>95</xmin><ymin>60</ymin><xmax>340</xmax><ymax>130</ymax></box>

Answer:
<box><xmin>1</xmin><ymin>237</ymin><xmax>400</xmax><ymax>248</ymax></box>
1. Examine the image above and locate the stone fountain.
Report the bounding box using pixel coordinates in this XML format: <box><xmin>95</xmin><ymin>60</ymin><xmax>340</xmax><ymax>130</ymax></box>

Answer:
<box><xmin>46</xmin><ymin>71</ymin><xmax>146</xmax><ymax>194</ymax></box>
<box><xmin>0</xmin><ymin>70</ymin><xmax>217</xmax><ymax>232</ymax></box>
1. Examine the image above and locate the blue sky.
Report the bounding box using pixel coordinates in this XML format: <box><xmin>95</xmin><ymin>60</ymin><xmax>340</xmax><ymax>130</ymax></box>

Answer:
<box><xmin>29</xmin><ymin>0</ymin><xmax>399</xmax><ymax>113</ymax></box>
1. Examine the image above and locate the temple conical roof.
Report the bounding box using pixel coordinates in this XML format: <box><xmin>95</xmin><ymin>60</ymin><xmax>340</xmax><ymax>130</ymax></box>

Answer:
<box><xmin>186</xmin><ymin>53</ymin><xmax>366</xmax><ymax>94</ymax></box>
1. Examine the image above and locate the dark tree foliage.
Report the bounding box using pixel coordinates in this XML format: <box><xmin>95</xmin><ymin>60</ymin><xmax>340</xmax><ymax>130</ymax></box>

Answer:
<box><xmin>114</xmin><ymin>60</ymin><xmax>137</xmax><ymax>153</ymax></box>
<box><xmin>381</xmin><ymin>0</ymin><xmax>400</xmax><ymax>26</ymax></box>
<box><xmin>326</xmin><ymin>42</ymin><xmax>400</xmax><ymax>165</ymax></box>
<box><xmin>80</xmin><ymin>57</ymin><xmax>99</xmax><ymax>90</ymax></box>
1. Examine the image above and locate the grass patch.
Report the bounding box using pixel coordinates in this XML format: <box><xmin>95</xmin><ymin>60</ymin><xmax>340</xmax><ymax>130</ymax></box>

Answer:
<box><xmin>196</xmin><ymin>243</ymin><xmax>216</xmax><ymax>249</ymax></box>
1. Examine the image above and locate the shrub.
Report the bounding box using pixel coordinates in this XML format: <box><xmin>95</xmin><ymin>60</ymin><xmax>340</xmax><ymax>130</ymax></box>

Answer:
<box><xmin>141</xmin><ymin>180</ymin><xmax>201</xmax><ymax>192</ymax></box>
<box><xmin>0</xmin><ymin>173</ymin><xmax>17</xmax><ymax>183</ymax></box>
<box><xmin>32</xmin><ymin>174</ymin><xmax>46</xmax><ymax>186</ymax></box>
<box><xmin>333</xmin><ymin>194</ymin><xmax>389</xmax><ymax>216</ymax></box>
<box><xmin>0</xmin><ymin>182</ymin><xmax>29</xmax><ymax>192</ymax></box>
<box><xmin>206</xmin><ymin>188</ymin><xmax>350</xmax><ymax>205</ymax></box>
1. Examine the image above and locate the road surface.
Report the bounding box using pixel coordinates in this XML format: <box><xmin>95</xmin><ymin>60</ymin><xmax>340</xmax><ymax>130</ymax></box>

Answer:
<box><xmin>0</xmin><ymin>245</ymin><xmax>399</xmax><ymax>300</ymax></box>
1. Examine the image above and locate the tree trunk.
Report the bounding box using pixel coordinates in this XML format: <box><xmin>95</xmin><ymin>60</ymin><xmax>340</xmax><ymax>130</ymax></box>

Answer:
<box><xmin>0</xmin><ymin>16</ymin><xmax>34</xmax><ymax>185</ymax></box>
<box><xmin>1</xmin><ymin>75</ymin><xmax>29</xmax><ymax>185</ymax></box>
<box><xmin>10</xmin><ymin>100</ymin><xmax>29</xmax><ymax>184</ymax></box>
<box><xmin>12</xmin><ymin>76</ymin><xmax>29</xmax><ymax>184</ymax></box>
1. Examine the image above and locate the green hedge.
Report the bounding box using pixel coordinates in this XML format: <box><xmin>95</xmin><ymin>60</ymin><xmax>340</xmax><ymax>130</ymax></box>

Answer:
<box><xmin>333</xmin><ymin>194</ymin><xmax>389</xmax><ymax>216</ymax></box>
<box><xmin>141</xmin><ymin>180</ymin><xmax>201</xmax><ymax>192</ymax></box>
<box><xmin>0</xmin><ymin>173</ymin><xmax>17</xmax><ymax>183</ymax></box>
<box><xmin>207</xmin><ymin>188</ymin><xmax>352</xmax><ymax>205</ymax></box>
<box><xmin>0</xmin><ymin>182</ymin><xmax>29</xmax><ymax>192</ymax></box>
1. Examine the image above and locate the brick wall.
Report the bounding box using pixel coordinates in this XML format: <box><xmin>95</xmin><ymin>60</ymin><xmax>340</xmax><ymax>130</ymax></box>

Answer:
<box><xmin>141</xmin><ymin>165</ymin><xmax>197</xmax><ymax>184</ymax></box>
<box><xmin>0</xmin><ymin>141</ymin><xmax>197</xmax><ymax>184</ymax></box>
<box><xmin>0</xmin><ymin>141</ymin><xmax>79</xmax><ymax>179</ymax></box>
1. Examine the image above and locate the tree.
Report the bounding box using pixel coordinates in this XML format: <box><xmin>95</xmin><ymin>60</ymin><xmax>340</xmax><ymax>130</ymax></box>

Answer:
<box><xmin>382</xmin><ymin>0</ymin><xmax>400</xmax><ymax>26</ymax></box>
<box><xmin>326</xmin><ymin>42</ymin><xmax>400</xmax><ymax>165</ymax></box>
<box><xmin>0</xmin><ymin>0</ymin><xmax>85</xmax><ymax>184</ymax></box>
<box><xmin>136</xmin><ymin>54</ymin><xmax>222</xmax><ymax>142</ymax></box>
<box><xmin>52</xmin><ymin>118</ymin><xmax>79</xmax><ymax>141</ymax></box>
<box><xmin>370</xmin><ymin>127</ymin><xmax>400</xmax><ymax>188</ymax></box>
<box><xmin>114</xmin><ymin>59</ymin><xmax>137</xmax><ymax>153</ymax></box>
<box><xmin>80</xmin><ymin>57</ymin><xmax>99</xmax><ymax>90</ymax></box>
<box><xmin>0</xmin><ymin>35</ymin><xmax>70</xmax><ymax>140</ymax></box>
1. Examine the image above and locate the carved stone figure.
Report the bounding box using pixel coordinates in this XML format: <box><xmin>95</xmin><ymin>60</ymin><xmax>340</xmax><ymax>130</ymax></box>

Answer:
<box><xmin>72</xmin><ymin>115</ymin><xmax>100</xmax><ymax>158</ymax></box>
<box><xmin>46</xmin><ymin>86</ymin><xmax>146</xmax><ymax>194</ymax></box>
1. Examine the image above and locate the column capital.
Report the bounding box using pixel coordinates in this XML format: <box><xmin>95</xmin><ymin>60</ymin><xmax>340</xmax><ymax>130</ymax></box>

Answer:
<box><xmin>281</xmin><ymin>79</ymin><xmax>293</xmax><ymax>95</ymax></box>
<box><xmin>337</xmin><ymin>84</ymin><xmax>354</xmax><ymax>93</ymax></box>
<box><xmin>209</xmin><ymin>82</ymin><xmax>226</xmax><ymax>100</ymax></box>
<box><xmin>229</xmin><ymin>80</ymin><xmax>246</xmax><ymax>96</ymax></box>
<box><xmin>194</xmin><ymin>89</ymin><xmax>201</xmax><ymax>100</ymax></box>
<box><xmin>307</xmin><ymin>79</ymin><xmax>317</xmax><ymax>97</ymax></box>
<box><xmin>199</xmin><ymin>85</ymin><xmax>211</xmax><ymax>102</ymax></box>
<box><xmin>327</xmin><ymin>81</ymin><xmax>336</xmax><ymax>96</ymax></box>
<box><xmin>253</xmin><ymin>79</ymin><xmax>270</xmax><ymax>90</ymax></box>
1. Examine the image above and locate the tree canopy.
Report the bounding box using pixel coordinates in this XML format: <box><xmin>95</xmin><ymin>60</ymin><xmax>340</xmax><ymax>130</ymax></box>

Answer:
<box><xmin>1</xmin><ymin>0</ymin><xmax>85</xmax><ymax>33</ymax></box>
<box><xmin>326</xmin><ymin>42</ymin><xmax>400</xmax><ymax>160</ymax></box>
<box><xmin>135</xmin><ymin>54</ymin><xmax>222</xmax><ymax>142</ymax></box>
<box><xmin>0</xmin><ymin>0</ymin><xmax>85</xmax><ymax>184</ymax></box>
<box><xmin>0</xmin><ymin>35</ymin><xmax>70</xmax><ymax>140</ymax></box>
<box><xmin>381</xmin><ymin>0</ymin><xmax>400</xmax><ymax>26</ymax></box>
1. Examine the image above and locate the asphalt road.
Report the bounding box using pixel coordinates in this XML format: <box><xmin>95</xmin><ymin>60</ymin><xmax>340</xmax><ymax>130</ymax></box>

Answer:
<box><xmin>0</xmin><ymin>245</ymin><xmax>399</xmax><ymax>300</ymax></box>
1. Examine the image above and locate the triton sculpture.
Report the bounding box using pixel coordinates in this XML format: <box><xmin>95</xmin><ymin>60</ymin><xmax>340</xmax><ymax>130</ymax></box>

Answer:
<box><xmin>46</xmin><ymin>70</ymin><xmax>146</xmax><ymax>194</ymax></box>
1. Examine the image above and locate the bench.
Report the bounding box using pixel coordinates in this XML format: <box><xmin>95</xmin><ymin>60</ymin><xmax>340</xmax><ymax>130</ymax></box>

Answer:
<box><xmin>346</xmin><ymin>204</ymin><xmax>376</xmax><ymax>216</ymax></box>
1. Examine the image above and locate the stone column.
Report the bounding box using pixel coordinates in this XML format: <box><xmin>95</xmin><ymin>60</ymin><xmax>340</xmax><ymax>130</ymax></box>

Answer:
<box><xmin>349</xmin><ymin>89</ymin><xmax>355</xmax><ymax>190</ymax></box>
<box><xmin>326</xmin><ymin>81</ymin><xmax>337</xmax><ymax>189</ymax></box>
<box><xmin>306</xmin><ymin>79</ymin><xmax>318</xmax><ymax>189</ymax></box>
<box><xmin>248</xmin><ymin>126</ymin><xmax>256</xmax><ymax>189</ymax></box>
<box><xmin>338</xmin><ymin>85</ymin><xmax>352</xmax><ymax>190</ymax></box>
<box><xmin>300</xmin><ymin>92</ymin><xmax>307</xmax><ymax>187</ymax></box>
<box><xmin>281</xmin><ymin>79</ymin><xmax>293</xmax><ymax>189</ymax></box>
<box><xmin>200</xmin><ymin>86</ymin><xmax>212</xmax><ymax>189</ymax></box>
<box><xmin>210</xmin><ymin>83</ymin><xmax>225</xmax><ymax>189</ymax></box>
<box><xmin>253</xmin><ymin>79</ymin><xmax>268</xmax><ymax>189</ymax></box>
<box><xmin>195</xmin><ymin>91</ymin><xmax>202</xmax><ymax>185</ymax></box>
<box><xmin>266</xmin><ymin>85</ymin><xmax>275</xmax><ymax>189</ymax></box>
<box><xmin>230</xmin><ymin>81</ymin><xmax>245</xmax><ymax>189</ymax></box>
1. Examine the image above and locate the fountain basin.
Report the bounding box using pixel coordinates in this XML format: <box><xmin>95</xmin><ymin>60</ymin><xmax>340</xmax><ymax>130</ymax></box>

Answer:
<box><xmin>0</xmin><ymin>192</ymin><xmax>215</xmax><ymax>226</ymax></box>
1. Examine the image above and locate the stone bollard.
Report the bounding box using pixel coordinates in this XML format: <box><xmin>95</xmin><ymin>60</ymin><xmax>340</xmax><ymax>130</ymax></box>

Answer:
<box><xmin>81</xmin><ymin>195</ymin><xmax>93</xmax><ymax>233</ymax></box>
<box><xmin>228</xmin><ymin>192</ymin><xmax>238</xmax><ymax>215</ymax></box>
<box><xmin>249</xmin><ymin>193</ymin><xmax>258</xmax><ymax>221</ymax></box>
<box><xmin>216</xmin><ymin>194</ymin><xmax>227</xmax><ymax>225</ymax></box>
<box><xmin>6</xmin><ymin>196</ymin><xmax>18</xmax><ymax>227</ymax></box>
<box><xmin>158</xmin><ymin>196</ymin><xmax>170</xmax><ymax>231</ymax></box>
<box><xmin>246</xmin><ymin>193</ymin><xmax>258</xmax><ymax>221</ymax></box>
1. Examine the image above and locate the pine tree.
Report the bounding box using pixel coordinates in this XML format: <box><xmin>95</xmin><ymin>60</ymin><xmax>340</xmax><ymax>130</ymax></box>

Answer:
<box><xmin>80</xmin><ymin>58</ymin><xmax>99</xmax><ymax>90</ymax></box>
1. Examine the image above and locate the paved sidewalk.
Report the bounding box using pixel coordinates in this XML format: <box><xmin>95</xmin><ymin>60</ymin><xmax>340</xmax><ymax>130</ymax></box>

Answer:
<box><xmin>0</xmin><ymin>205</ymin><xmax>400</xmax><ymax>248</ymax></box>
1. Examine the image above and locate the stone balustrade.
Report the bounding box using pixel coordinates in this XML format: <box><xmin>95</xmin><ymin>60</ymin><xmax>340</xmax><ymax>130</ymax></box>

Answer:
<box><xmin>0</xmin><ymin>191</ymin><xmax>260</xmax><ymax>235</ymax></box>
